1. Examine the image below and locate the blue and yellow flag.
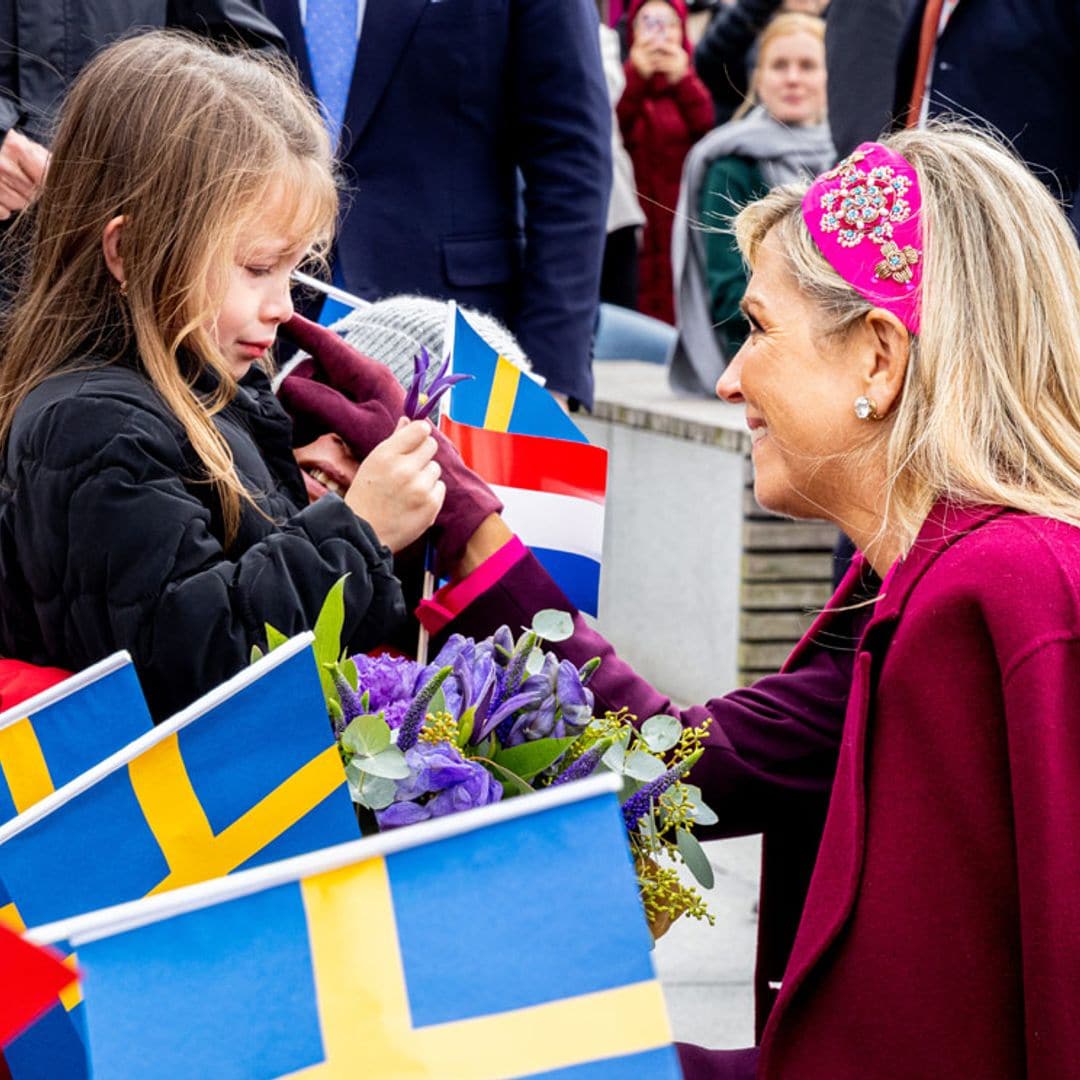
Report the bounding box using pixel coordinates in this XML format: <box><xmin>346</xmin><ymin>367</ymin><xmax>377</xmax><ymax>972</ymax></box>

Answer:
<box><xmin>31</xmin><ymin>775</ymin><xmax>681</xmax><ymax>1079</ymax></box>
<box><xmin>0</xmin><ymin>653</ymin><xmax>152</xmax><ymax>826</ymax></box>
<box><xmin>0</xmin><ymin>634</ymin><xmax>355</xmax><ymax>932</ymax></box>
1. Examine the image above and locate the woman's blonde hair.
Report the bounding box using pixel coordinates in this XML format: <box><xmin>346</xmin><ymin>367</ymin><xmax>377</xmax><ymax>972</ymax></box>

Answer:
<box><xmin>734</xmin><ymin>12</ymin><xmax>825</xmax><ymax>121</ymax></box>
<box><xmin>0</xmin><ymin>31</ymin><xmax>338</xmax><ymax>544</ymax></box>
<box><xmin>734</xmin><ymin>122</ymin><xmax>1080</xmax><ymax>552</ymax></box>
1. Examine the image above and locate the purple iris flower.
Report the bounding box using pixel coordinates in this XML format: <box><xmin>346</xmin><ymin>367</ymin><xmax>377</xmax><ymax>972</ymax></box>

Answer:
<box><xmin>375</xmin><ymin>742</ymin><xmax>502</xmax><ymax>829</ymax></box>
<box><xmin>402</xmin><ymin>346</ymin><xmax>472</xmax><ymax>422</ymax></box>
<box><xmin>350</xmin><ymin>653</ymin><xmax>423</xmax><ymax>729</ymax></box>
<box><xmin>417</xmin><ymin>635</ymin><xmax>505</xmax><ymax>741</ymax></box>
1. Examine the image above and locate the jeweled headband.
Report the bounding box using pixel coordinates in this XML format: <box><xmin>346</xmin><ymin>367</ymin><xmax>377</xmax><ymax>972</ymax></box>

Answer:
<box><xmin>801</xmin><ymin>142</ymin><xmax>923</xmax><ymax>335</ymax></box>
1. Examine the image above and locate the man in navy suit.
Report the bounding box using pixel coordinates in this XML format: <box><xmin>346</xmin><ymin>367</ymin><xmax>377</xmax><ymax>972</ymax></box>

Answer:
<box><xmin>264</xmin><ymin>0</ymin><xmax>612</xmax><ymax>408</ymax></box>
<box><xmin>895</xmin><ymin>0</ymin><xmax>1080</xmax><ymax>235</ymax></box>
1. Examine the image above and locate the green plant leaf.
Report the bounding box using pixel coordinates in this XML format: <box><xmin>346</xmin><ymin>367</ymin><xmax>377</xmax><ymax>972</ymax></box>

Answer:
<box><xmin>264</xmin><ymin>623</ymin><xmax>289</xmax><ymax>652</ymax></box>
<box><xmin>480</xmin><ymin>758</ymin><xmax>534</xmax><ymax>796</ymax></box>
<box><xmin>493</xmin><ymin>736</ymin><xmax>577</xmax><ymax>781</ymax></box>
<box><xmin>457</xmin><ymin>706</ymin><xmax>475</xmax><ymax>747</ymax></box>
<box><xmin>341</xmin><ymin>713</ymin><xmax>391</xmax><ymax>757</ymax></box>
<box><xmin>531</xmin><ymin>609</ymin><xmax>574</xmax><ymax>643</ymax></box>
<box><xmin>313</xmin><ymin>575</ymin><xmax>349</xmax><ymax>704</ymax></box>
<box><xmin>623</xmin><ymin>750</ymin><xmax>666</xmax><ymax>782</ymax></box>
<box><xmin>428</xmin><ymin>686</ymin><xmax>447</xmax><ymax>717</ymax></box>
<box><xmin>250</xmin><ymin>644</ymin><xmax>264</xmax><ymax>665</ymax></box>
<box><xmin>677</xmin><ymin>828</ymin><xmax>715</xmax><ymax>889</ymax></box>
<box><xmin>524</xmin><ymin>647</ymin><xmax>545</xmax><ymax>676</ymax></box>
<box><xmin>359</xmin><ymin>747</ymin><xmax>410</xmax><ymax>780</ymax></box>
<box><xmin>641</xmin><ymin>714</ymin><xmax>682</xmax><ymax>754</ymax></box>
<box><xmin>342</xmin><ymin>657</ymin><xmax>359</xmax><ymax>692</ymax></box>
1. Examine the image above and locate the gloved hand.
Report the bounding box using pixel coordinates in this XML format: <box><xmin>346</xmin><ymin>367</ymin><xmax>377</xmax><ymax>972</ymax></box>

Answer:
<box><xmin>278</xmin><ymin>315</ymin><xmax>503</xmax><ymax>575</ymax></box>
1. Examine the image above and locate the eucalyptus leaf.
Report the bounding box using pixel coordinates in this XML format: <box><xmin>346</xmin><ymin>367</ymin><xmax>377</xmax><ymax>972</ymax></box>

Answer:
<box><xmin>641</xmin><ymin>798</ymin><xmax>660</xmax><ymax>852</ymax></box>
<box><xmin>341</xmin><ymin>713</ymin><xmax>391</xmax><ymax>757</ymax></box>
<box><xmin>531</xmin><ymin>609</ymin><xmax>574</xmax><ymax>643</ymax></box>
<box><xmin>677</xmin><ymin>829</ymin><xmax>715</xmax><ymax>889</ymax></box>
<box><xmin>493</xmin><ymin>736</ymin><xmax>577</xmax><ymax>781</ymax></box>
<box><xmin>601</xmin><ymin>739</ymin><xmax>627</xmax><ymax>774</ymax></box>
<box><xmin>623</xmin><ymin>750</ymin><xmax>666</xmax><ymax>782</ymax></box>
<box><xmin>358</xmin><ymin>747</ymin><xmax>410</xmax><ymax>780</ymax></box>
<box><xmin>359</xmin><ymin>772</ymin><xmax>396</xmax><ymax>811</ymax></box>
<box><xmin>641</xmin><ymin>714</ymin><xmax>682</xmax><ymax>754</ymax></box>
<box><xmin>524</xmin><ymin>647</ymin><xmax>545</xmax><ymax>676</ymax></box>
<box><xmin>689</xmin><ymin>796</ymin><xmax>719</xmax><ymax>827</ymax></box>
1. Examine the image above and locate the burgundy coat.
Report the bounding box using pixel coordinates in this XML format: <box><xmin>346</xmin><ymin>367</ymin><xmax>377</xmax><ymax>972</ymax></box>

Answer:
<box><xmin>421</xmin><ymin>501</ymin><xmax>1080</xmax><ymax>1077</ymax></box>
<box><xmin>618</xmin><ymin>0</ymin><xmax>714</xmax><ymax>324</ymax></box>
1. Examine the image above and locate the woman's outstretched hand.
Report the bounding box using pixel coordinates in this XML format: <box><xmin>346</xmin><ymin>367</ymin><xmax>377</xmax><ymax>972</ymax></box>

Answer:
<box><xmin>345</xmin><ymin>419</ymin><xmax>445</xmax><ymax>553</ymax></box>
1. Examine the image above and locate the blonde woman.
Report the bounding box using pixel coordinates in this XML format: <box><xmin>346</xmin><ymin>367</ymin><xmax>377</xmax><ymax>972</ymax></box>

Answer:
<box><xmin>397</xmin><ymin>124</ymin><xmax>1080</xmax><ymax>1077</ymax></box>
<box><xmin>671</xmin><ymin>12</ymin><xmax>834</xmax><ymax>395</ymax></box>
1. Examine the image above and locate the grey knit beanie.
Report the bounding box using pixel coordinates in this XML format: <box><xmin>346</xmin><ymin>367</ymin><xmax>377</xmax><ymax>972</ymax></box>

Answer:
<box><xmin>329</xmin><ymin>295</ymin><xmax>531</xmax><ymax>421</ymax></box>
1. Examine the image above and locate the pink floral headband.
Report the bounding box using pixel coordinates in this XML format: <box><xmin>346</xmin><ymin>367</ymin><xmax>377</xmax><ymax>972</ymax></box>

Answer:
<box><xmin>802</xmin><ymin>142</ymin><xmax>923</xmax><ymax>335</ymax></box>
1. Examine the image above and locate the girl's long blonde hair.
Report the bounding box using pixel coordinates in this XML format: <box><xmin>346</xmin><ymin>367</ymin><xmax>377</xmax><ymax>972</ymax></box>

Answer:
<box><xmin>734</xmin><ymin>122</ymin><xmax>1080</xmax><ymax>553</ymax></box>
<box><xmin>0</xmin><ymin>31</ymin><xmax>337</xmax><ymax>544</ymax></box>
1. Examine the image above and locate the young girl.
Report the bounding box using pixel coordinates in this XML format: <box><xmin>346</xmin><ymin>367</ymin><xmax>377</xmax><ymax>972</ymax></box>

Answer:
<box><xmin>0</xmin><ymin>32</ymin><xmax>456</xmax><ymax>721</ymax></box>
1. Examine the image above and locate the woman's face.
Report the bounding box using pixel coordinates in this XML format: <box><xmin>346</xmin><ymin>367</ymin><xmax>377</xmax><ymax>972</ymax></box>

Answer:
<box><xmin>755</xmin><ymin>31</ymin><xmax>827</xmax><ymax>126</ymax></box>
<box><xmin>716</xmin><ymin>229</ymin><xmax>867</xmax><ymax>522</ymax></box>
<box><xmin>633</xmin><ymin>1</ymin><xmax>682</xmax><ymax>48</ymax></box>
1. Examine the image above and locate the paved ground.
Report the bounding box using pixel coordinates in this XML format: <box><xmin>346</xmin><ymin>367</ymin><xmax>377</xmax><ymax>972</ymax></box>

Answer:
<box><xmin>653</xmin><ymin>835</ymin><xmax>762</xmax><ymax>1051</ymax></box>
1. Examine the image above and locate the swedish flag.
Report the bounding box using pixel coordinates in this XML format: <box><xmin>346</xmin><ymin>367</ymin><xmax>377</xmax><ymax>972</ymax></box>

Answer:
<box><xmin>31</xmin><ymin>775</ymin><xmax>682</xmax><ymax>1079</ymax></box>
<box><xmin>0</xmin><ymin>653</ymin><xmax>152</xmax><ymax>826</ymax></box>
<box><xmin>0</xmin><ymin>634</ymin><xmax>356</xmax><ymax>931</ymax></box>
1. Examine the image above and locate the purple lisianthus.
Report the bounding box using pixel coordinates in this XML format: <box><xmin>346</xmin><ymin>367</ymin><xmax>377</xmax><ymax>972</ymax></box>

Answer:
<box><xmin>376</xmin><ymin>741</ymin><xmax>502</xmax><ymax>830</ymax></box>
<box><xmin>351</xmin><ymin>653</ymin><xmax>422</xmax><ymax>729</ymax></box>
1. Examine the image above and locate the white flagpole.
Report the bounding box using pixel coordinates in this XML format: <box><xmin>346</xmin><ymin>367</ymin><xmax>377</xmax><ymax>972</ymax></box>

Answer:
<box><xmin>290</xmin><ymin>270</ymin><xmax>371</xmax><ymax>311</ymax></box>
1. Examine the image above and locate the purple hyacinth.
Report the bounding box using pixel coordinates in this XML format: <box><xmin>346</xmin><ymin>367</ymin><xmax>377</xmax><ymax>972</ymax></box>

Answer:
<box><xmin>402</xmin><ymin>346</ymin><xmax>471</xmax><ymax>421</ymax></box>
<box><xmin>621</xmin><ymin>750</ymin><xmax>703</xmax><ymax>833</ymax></box>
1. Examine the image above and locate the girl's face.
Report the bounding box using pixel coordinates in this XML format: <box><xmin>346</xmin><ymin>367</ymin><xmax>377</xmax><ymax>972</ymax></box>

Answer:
<box><xmin>716</xmin><ymin>229</ymin><xmax>868</xmax><ymax>523</ymax></box>
<box><xmin>633</xmin><ymin>1</ymin><xmax>682</xmax><ymax>48</ymax></box>
<box><xmin>755</xmin><ymin>31</ymin><xmax>827</xmax><ymax>127</ymax></box>
<box><xmin>211</xmin><ymin>203</ymin><xmax>310</xmax><ymax>379</ymax></box>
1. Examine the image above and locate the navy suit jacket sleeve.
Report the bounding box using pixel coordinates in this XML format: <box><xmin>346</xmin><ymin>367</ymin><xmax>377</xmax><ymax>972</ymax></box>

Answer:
<box><xmin>510</xmin><ymin>0</ymin><xmax>611</xmax><ymax>408</ymax></box>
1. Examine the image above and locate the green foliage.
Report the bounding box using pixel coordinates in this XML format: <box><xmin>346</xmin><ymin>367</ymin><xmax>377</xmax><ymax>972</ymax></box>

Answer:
<box><xmin>531</xmin><ymin>609</ymin><xmax>574</xmax><ymax>642</ymax></box>
<box><xmin>493</xmin><ymin>736</ymin><xmax>578</xmax><ymax>782</ymax></box>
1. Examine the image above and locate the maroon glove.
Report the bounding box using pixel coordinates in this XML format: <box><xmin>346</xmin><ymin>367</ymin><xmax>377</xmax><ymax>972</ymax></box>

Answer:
<box><xmin>278</xmin><ymin>316</ymin><xmax>503</xmax><ymax>575</ymax></box>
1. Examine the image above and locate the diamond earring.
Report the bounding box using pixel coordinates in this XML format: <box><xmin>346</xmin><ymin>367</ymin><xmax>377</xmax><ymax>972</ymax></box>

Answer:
<box><xmin>854</xmin><ymin>395</ymin><xmax>880</xmax><ymax>421</ymax></box>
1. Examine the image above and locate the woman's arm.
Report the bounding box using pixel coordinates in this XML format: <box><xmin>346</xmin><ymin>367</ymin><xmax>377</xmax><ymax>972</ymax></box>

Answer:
<box><xmin>426</xmin><ymin>529</ymin><xmax>857</xmax><ymax>837</ymax></box>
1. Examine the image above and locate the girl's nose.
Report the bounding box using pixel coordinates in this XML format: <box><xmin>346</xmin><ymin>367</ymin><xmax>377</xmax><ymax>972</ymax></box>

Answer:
<box><xmin>264</xmin><ymin>281</ymin><xmax>294</xmax><ymax>325</ymax></box>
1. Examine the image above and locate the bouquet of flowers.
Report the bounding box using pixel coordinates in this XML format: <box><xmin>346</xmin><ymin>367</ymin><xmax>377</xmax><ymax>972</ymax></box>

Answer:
<box><xmin>258</xmin><ymin>581</ymin><xmax>717</xmax><ymax>932</ymax></box>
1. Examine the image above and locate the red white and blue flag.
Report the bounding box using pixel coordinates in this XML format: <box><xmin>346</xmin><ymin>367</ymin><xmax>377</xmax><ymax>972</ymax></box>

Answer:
<box><xmin>441</xmin><ymin>307</ymin><xmax>608</xmax><ymax>616</ymax></box>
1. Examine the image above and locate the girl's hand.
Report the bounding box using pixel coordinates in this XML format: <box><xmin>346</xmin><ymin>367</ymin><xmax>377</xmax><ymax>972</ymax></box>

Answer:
<box><xmin>345</xmin><ymin>419</ymin><xmax>446</xmax><ymax>552</ymax></box>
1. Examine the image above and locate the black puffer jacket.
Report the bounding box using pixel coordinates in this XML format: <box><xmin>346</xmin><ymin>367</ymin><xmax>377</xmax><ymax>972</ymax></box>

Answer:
<box><xmin>0</xmin><ymin>360</ymin><xmax>406</xmax><ymax>720</ymax></box>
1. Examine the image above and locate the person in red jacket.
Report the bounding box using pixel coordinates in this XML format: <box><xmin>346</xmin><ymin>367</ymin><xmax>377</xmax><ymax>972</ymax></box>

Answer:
<box><xmin>618</xmin><ymin>0</ymin><xmax>714</xmax><ymax>323</ymax></box>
